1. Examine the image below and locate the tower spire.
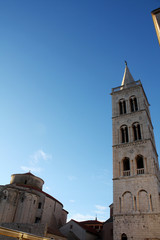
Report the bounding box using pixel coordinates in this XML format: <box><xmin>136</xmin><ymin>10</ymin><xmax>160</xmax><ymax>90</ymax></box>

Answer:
<box><xmin>121</xmin><ymin>62</ymin><xmax>135</xmax><ymax>88</ymax></box>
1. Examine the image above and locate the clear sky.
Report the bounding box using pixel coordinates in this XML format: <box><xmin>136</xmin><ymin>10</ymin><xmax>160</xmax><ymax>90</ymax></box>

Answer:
<box><xmin>0</xmin><ymin>0</ymin><xmax>160</xmax><ymax>222</ymax></box>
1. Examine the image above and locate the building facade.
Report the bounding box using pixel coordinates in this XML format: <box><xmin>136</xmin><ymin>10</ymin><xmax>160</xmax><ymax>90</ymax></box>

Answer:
<box><xmin>79</xmin><ymin>220</ymin><xmax>103</xmax><ymax>233</ymax></box>
<box><xmin>151</xmin><ymin>8</ymin><xmax>160</xmax><ymax>46</ymax></box>
<box><xmin>0</xmin><ymin>172</ymin><xmax>68</xmax><ymax>239</ymax></box>
<box><xmin>111</xmin><ymin>63</ymin><xmax>160</xmax><ymax>240</ymax></box>
<box><xmin>60</xmin><ymin>219</ymin><xmax>100</xmax><ymax>240</ymax></box>
<box><xmin>102</xmin><ymin>204</ymin><xmax>113</xmax><ymax>240</ymax></box>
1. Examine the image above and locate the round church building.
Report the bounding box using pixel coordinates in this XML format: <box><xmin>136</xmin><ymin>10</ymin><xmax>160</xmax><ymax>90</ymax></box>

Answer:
<box><xmin>0</xmin><ymin>172</ymin><xmax>68</xmax><ymax>238</ymax></box>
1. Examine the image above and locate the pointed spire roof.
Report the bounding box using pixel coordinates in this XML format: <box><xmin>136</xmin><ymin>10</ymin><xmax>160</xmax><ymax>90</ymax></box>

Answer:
<box><xmin>121</xmin><ymin>61</ymin><xmax>135</xmax><ymax>88</ymax></box>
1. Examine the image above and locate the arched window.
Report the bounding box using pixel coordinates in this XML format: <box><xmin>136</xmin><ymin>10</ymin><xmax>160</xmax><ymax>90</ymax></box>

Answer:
<box><xmin>123</xmin><ymin>158</ymin><xmax>130</xmax><ymax>176</ymax></box>
<box><xmin>130</xmin><ymin>96</ymin><xmax>138</xmax><ymax>112</ymax></box>
<box><xmin>119</xmin><ymin>99</ymin><xmax>126</xmax><ymax>115</ymax></box>
<box><xmin>136</xmin><ymin>155</ymin><xmax>144</xmax><ymax>174</ymax></box>
<box><xmin>121</xmin><ymin>233</ymin><xmax>127</xmax><ymax>240</ymax></box>
<box><xmin>120</xmin><ymin>125</ymin><xmax>129</xmax><ymax>143</ymax></box>
<box><xmin>132</xmin><ymin>122</ymin><xmax>141</xmax><ymax>141</ymax></box>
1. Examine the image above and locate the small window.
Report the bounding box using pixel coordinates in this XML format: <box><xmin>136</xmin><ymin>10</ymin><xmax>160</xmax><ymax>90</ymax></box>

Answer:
<box><xmin>70</xmin><ymin>225</ymin><xmax>73</xmax><ymax>229</ymax></box>
<box><xmin>3</xmin><ymin>190</ymin><xmax>8</xmax><ymax>200</ymax></box>
<box><xmin>130</xmin><ymin>96</ymin><xmax>138</xmax><ymax>112</ymax></box>
<box><xmin>35</xmin><ymin>217</ymin><xmax>41</xmax><ymax>223</ymax></box>
<box><xmin>38</xmin><ymin>202</ymin><xmax>42</xmax><ymax>209</ymax></box>
<box><xmin>119</xmin><ymin>99</ymin><xmax>126</xmax><ymax>115</ymax></box>
<box><xmin>24</xmin><ymin>180</ymin><xmax>27</xmax><ymax>184</ymax></box>
<box><xmin>121</xmin><ymin>233</ymin><xmax>127</xmax><ymax>240</ymax></box>
<box><xmin>120</xmin><ymin>125</ymin><xmax>129</xmax><ymax>143</ymax></box>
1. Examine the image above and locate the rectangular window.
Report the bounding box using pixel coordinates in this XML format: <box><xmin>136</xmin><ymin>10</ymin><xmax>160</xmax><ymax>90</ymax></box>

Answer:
<box><xmin>35</xmin><ymin>217</ymin><xmax>41</xmax><ymax>223</ymax></box>
<box><xmin>38</xmin><ymin>202</ymin><xmax>42</xmax><ymax>209</ymax></box>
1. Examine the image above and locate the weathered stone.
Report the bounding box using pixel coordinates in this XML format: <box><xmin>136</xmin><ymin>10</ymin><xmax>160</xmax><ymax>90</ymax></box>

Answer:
<box><xmin>111</xmin><ymin>65</ymin><xmax>160</xmax><ymax>240</ymax></box>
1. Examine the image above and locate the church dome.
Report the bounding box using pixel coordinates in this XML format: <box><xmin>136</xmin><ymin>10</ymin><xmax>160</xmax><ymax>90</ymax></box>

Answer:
<box><xmin>10</xmin><ymin>172</ymin><xmax>44</xmax><ymax>190</ymax></box>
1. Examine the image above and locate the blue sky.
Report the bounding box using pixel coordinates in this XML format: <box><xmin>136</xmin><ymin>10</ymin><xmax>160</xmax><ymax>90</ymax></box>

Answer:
<box><xmin>0</xmin><ymin>0</ymin><xmax>160</xmax><ymax>221</ymax></box>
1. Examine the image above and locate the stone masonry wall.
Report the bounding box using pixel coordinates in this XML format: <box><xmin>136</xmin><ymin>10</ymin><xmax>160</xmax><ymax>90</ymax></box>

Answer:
<box><xmin>113</xmin><ymin>214</ymin><xmax>160</xmax><ymax>240</ymax></box>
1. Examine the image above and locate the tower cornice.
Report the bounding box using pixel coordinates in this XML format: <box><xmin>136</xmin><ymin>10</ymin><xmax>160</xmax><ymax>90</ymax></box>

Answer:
<box><xmin>112</xmin><ymin>109</ymin><xmax>153</xmax><ymax>130</ymax></box>
<box><xmin>113</xmin><ymin>138</ymin><xmax>158</xmax><ymax>158</ymax></box>
<box><xmin>111</xmin><ymin>80</ymin><xmax>141</xmax><ymax>94</ymax></box>
<box><xmin>113</xmin><ymin>172</ymin><xmax>158</xmax><ymax>181</ymax></box>
<box><xmin>111</xmin><ymin>80</ymin><xmax>150</xmax><ymax>107</ymax></box>
<box><xmin>113</xmin><ymin>212</ymin><xmax>160</xmax><ymax>217</ymax></box>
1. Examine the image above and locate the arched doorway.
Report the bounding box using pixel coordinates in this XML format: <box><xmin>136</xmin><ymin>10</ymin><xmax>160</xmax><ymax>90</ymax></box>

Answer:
<box><xmin>121</xmin><ymin>233</ymin><xmax>127</xmax><ymax>240</ymax></box>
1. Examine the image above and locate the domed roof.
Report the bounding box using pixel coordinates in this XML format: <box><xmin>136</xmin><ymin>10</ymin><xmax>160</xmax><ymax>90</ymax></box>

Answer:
<box><xmin>10</xmin><ymin>172</ymin><xmax>44</xmax><ymax>190</ymax></box>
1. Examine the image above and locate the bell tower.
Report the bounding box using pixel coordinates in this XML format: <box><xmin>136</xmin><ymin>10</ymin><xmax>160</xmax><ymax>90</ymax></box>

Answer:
<box><xmin>111</xmin><ymin>63</ymin><xmax>160</xmax><ymax>240</ymax></box>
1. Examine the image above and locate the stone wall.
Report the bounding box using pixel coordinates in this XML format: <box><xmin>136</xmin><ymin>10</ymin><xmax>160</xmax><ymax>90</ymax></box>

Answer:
<box><xmin>113</xmin><ymin>214</ymin><xmax>160</xmax><ymax>240</ymax></box>
<box><xmin>112</xmin><ymin>77</ymin><xmax>160</xmax><ymax>240</ymax></box>
<box><xmin>60</xmin><ymin>220</ymin><xmax>86</xmax><ymax>240</ymax></box>
<box><xmin>0</xmin><ymin>222</ymin><xmax>46</xmax><ymax>237</ymax></box>
<box><xmin>0</xmin><ymin>184</ymin><xmax>67</xmax><ymax>230</ymax></box>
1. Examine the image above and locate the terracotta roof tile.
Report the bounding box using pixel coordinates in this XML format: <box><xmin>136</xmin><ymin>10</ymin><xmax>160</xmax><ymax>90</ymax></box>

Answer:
<box><xmin>80</xmin><ymin>220</ymin><xmax>103</xmax><ymax>224</ymax></box>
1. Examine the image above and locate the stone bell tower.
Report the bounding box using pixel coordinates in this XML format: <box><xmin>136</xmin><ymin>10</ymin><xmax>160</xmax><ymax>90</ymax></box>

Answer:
<box><xmin>111</xmin><ymin>63</ymin><xmax>160</xmax><ymax>240</ymax></box>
